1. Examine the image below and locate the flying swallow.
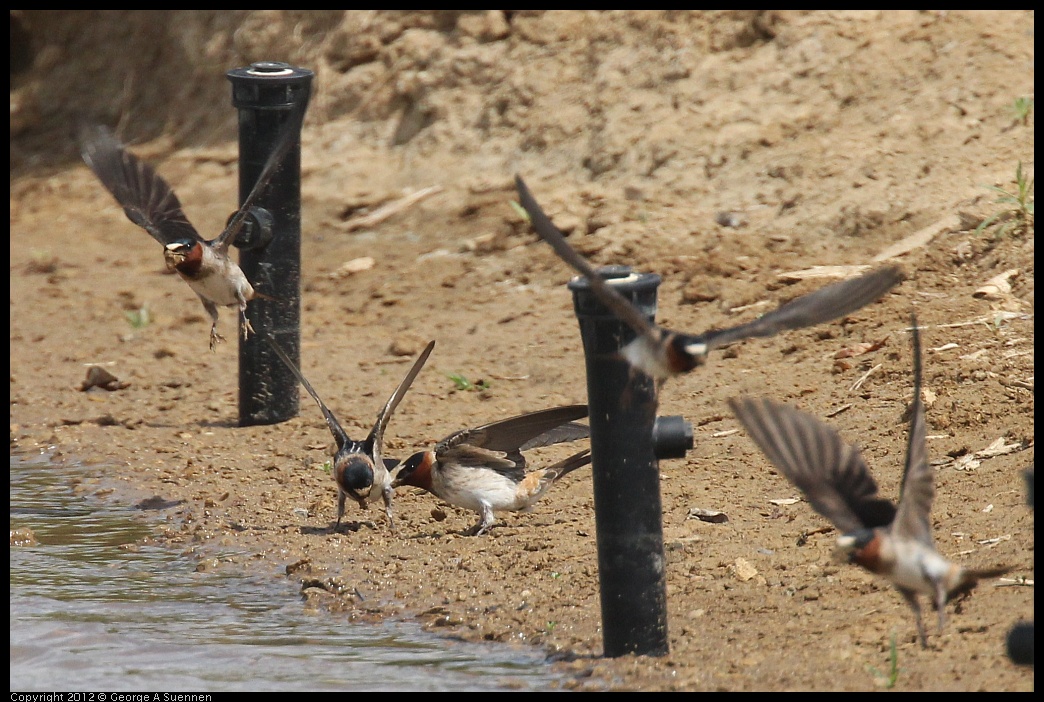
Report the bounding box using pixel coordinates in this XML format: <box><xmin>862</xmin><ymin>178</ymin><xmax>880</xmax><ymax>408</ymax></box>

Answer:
<box><xmin>515</xmin><ymin>175</ymin><xmax>902</xmax><ymax>388</ymax></box>
<box><xmin>392</xmin><ymin>404</ymin><xmax>591</xmax><ymax>536</ymax></box>
<box><xmin>267</xmin><ymin>336</ymin><xmax>435</xmax><ymax>533</ymax></box>
<box><xmin>728</xmin><ymin>315</ymin><xmax>1011</xmax><ymax>647</ymax></box>
<box><xmin>81</xmin><ymin>98</ymin><xmax>308</xmax><ymax>350</ymax></box>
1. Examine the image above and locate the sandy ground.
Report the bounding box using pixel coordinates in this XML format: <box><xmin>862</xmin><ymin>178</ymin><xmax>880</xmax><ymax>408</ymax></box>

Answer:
<box><xmin>10</xmin><ymin>11</ymin><xmax>1034</xmax><ymax>691</ymax></box>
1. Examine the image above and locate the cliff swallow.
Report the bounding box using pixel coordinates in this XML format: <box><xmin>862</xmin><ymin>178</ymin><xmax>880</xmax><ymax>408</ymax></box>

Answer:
<box><xmin>80</xmin><ymin>100</ymin><xmax>307</xmax><ymax>350</ymax></box>
<box><xmin>515</xmin><ymin>175</ymin><xmax>902</xmax><ymax>387</ymax></box>
<box><xmin>267</xmin><ymin>336</ymin><xmax>435</xmax><ymax>533</ymax></box>
<box><xmin>392</xmin><ymin>404</ymin><xmax>591</xmax><ymax>536</ymax></box>
<box><xmin>728</xmin><ymin>316</ymin><xmax>1011</xmax><ymax>647</ymax></box>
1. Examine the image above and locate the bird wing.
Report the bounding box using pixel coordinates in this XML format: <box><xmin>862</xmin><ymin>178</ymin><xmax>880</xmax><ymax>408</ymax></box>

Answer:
<box><xmin>211</xmin><ymin>92</ymin><xmax>311</xmax><ymax>253</ymax></box>
<box><xmin>519</xmin><ymin>421</ymin><xmax>591</xmax><ymax>451</ymax></box>
<box><xmin>266</xmin><ymin>335</ymin><xmax>350</xmax><ymax>451</ymax></box>
<box><xmin>460</xmin><ymin>404</ymin><xmax>589</xmax><ymax>454</ymax></box>
<box><xmin>433</xmin><ymin>404</ymin><xmax>589</xmax><ymax>475</ymax></box>
<box><xmin>728</xmin><ymin>396</ymin><xmax>897</xmax><ymax>533</ymax></box>
<box><xmin>366</xmin><ymin>340</ymin><xmax>436</xmax><ymax>462</ymax></box>
<box><xmin>436</xmin><ymin>441</ymin><xmax>525</xmax><ymax>480</ymax></box>
<box><xmin>699</xmin><ymin>265</ymin><xmax>903</xmax><ymax>351</ymax></box>
<box><xmin>514</xmin><ymin>175</ymin><xmax>661</xmax><ymax>342</ymax></box>
<box><xmin>891</xmin><ymin>314</ymin><xmax>935</xmax><ymax>547</ymax></box>
<box><xmin>80</xmin><ymin>126</ymin><xmax>202</xmax><ymax>247</ymax></box>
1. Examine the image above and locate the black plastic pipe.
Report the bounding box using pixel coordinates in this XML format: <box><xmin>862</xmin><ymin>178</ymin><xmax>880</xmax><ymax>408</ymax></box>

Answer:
<box><xmin>1006</xmin><ymin>467</ymin><xmax>1033</xmax><ymax>665</ymax></box>
<box><xmin>568</xmin><ymin>265</ymin><xmax>688</xmax><ymax>658</ymax></box>
<box><xmin>227</xmin><ymin>61</ymin><xmax>313</xmax><ymax>427</ymax></box>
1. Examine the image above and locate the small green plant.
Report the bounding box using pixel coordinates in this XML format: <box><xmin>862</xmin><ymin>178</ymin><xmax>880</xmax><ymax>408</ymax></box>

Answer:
<box><xmin>321</xmin><ymin>460</ymin><xmax>332</xmax><ymax>474</ymax></box>
<box><xmin>447</xmin><ymin>372</ymin><xmax>491</xmax><ymax>392</ymax></box>
<box><xmin>124</xmin><ymin>304</ymin><xmax>151</xmax><ymax>329</ymax></box>
<box><xmin>1011</xmin><ymin>96</ymin><xmax>1033</xmax><ymax>126</ymax></box>
<box><xmin>509</xmin><ymin>199</ymin><xmax>531</xmax><ymax>222</ymax></box>
<box><xmin>975</xmin><ymin>161</ymin><xmax>1033</xmax><ymax>238</ymax></box>
<box><xmin>867</xmin><ymin>632</ymin><xmax>900</xmax><ymax>689</ymax></box>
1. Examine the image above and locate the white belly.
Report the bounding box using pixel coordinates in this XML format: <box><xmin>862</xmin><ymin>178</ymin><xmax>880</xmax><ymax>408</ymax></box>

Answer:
<box><xmin>181</xmin><ymin>250</ymin><xmax>254</xmax><ymax>307</ymax></box>
<box><xmin>433</xmin><ymin>467</ymin><xmax>526</xmax><ymax>513</ymax></box>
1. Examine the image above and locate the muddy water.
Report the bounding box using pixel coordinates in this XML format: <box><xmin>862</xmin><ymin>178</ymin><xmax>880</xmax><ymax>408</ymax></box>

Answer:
<box><xmin>9</xmin><ymin>454</ymin><xmax>565</xmax><ymax>692</ymax></box>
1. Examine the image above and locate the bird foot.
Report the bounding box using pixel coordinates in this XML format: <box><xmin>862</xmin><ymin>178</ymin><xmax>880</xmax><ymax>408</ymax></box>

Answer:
<box><xmin>209</xmin><ymin>327</ymin><xmax>226</xmax><ymax>351</ymax></box>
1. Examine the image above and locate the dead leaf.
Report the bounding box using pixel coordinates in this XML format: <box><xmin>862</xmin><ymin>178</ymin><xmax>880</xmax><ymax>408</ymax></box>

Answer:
<box><xmin>342</xmin><ymin>186</ymin><xmax>443</xmax><ymax>232</ymax></box>
<box><xmin>834</xmin><ymin>336</ymin><xmax>888</xmax><ymax>359</ymax></box>
<box><xmin>975</xmin><ymin>437</ymin><xmax>1025</xmax><ymax>459</ymax></box>
<box><xmin>922</xmin><ymin>387</ymin><xmax>937</xmax><ymax>408</ymax></box>
<box><xmin>330</xmin><ymin>257</ymin><xmax>375</xmax><ymax>277</ymax></box>
<box><xmin>973</xmin><ymin>268</ymin><xmax>1019</xmax><ymax>300</ymax></box>
<box><xmin>872</xmin><ymin>213</ymin><xmax>960</xmax><ymax>261</ymax></box>
<box><xmin>777</xmin><ymin>265</ymin><xmax>870</xmax><ymax>283</ymax></box>
<box><xmin>687</xmin><ymin>507</ymin><xmax>729</xmax><ymax>524</ymax></box>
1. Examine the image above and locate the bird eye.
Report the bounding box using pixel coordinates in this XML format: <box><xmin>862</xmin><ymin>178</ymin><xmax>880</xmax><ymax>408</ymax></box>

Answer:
<box><xmin>398</xmin><ymin>452</ymin><xmax>425</xmax><ymax>477</ymax></box>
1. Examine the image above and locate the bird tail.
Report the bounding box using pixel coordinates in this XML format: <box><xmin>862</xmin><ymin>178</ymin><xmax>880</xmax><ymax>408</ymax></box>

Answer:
<box><xmin>251</xmin><ymin>290</ymin><xmax>283</xmax><ymax>303</ymax></box>
<box><xmin>949</xmin><ymin>565</ymin><xmax>1014</xmax><ymax>600</ymax></box>
<box><xmin>548</xmin><ymin>449</ymin><xmax>593</xmax><ymax>482</ymax></box>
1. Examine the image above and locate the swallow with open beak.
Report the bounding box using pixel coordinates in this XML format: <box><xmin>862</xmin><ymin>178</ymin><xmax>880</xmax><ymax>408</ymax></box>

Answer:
<box><xmin>728</xmin><ymin>316</ymin><xmax>1011</xmax><ymax>648</ymax></box>
<box><xmin>80</xmin><ymin>98</ymin><xmax>308</xmax><ymax>351</ymax></box>
<box><xmin>392</xmin><ymin>404</ymin><xmax>591</xmax><ymax>536</ymax></box>
<box><xmin>515</xmin><ymin>175</ymin><xmax>903</xmax><ymax>389</ymax></box>
<box><xmin>267</xmin><ymin>336</ymin><xmax>435</xmax><ymax>533</ymax></box>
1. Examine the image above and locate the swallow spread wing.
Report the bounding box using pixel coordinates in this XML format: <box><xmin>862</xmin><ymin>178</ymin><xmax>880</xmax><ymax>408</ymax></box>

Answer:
<box><xmin>80</xmin><ymin>126</ymin><xmax>201</xmax><ymax>247</ymax></box>
<box><xmin>393</xmin><ymin>404</ymin><xmax>591</xmax><ymax>535</ymax></box>
<box><xmin>515</xmin><ymin>174</ymin><xmax>903</xmax><ymax>384</ymax></box>
<box><xmin>727</xmin><ymin>394</ymin><xmax>897</xmax><ymax>534</ymax></box>
<box><xmin>729</xmin><ymin>315</ymin><xmax>1010</xmax><ymax>647</ymax></box>
<box><xmin>267</xmin><ymin>335</ymin><xmax>435</xmax><ymax>532</ymax></box>
<box><xmin>80</xmin><ymin>95</ymin><xmax>309</xmax><ymax>348</ymax></box>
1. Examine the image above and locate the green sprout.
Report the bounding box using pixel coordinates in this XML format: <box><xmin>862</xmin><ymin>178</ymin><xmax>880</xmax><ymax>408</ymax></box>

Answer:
<box><xmin>447</xmin><ymin>372</ymin><xmax>491</xmax><ymax>392</ymax></box>
<box><xmin>866</xmin><ymin>632</ymin><xmax>900</xmax><ymax>689</ymax></box>
<box><xmin>509</xmin><ymin>199</ymin><xmax>531</xmax><ymax>222</ymax></box>
<box><xmin>1011</xmin><ymin>96</ymin><xmax>1033</xmax><ymax>126</ymax></box>
<box><xmin>975</xmin><ymin>161</ymin><xmax>1033</xmax><ymax>238</ymax></box>
<box><xmin>124</xmin><ymin>304</ymin><xmax>152</xmax><ymax>329</ymax></box>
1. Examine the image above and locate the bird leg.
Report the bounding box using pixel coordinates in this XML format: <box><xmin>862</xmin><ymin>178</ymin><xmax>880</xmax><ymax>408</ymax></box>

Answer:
<box><xmin>201</xmin><ymin>298</ymin><xmax>224</xmax><ymax>351</ymax></box>
<box><xmin>898</xmin><ymin>587</ymin><xmax>929</xmax><ymax>648</ymax></box>
<box><xmin>465</xmin><ymin>505</ymin><xmax>496</xmax><ymax>536</ymax></box>
<box><xmin>933</xmin><ymin>579</ymin><xmax>949</xmax><ymax>638</ymax></box>
<box><xmin>238</xmin><ymin>297</ymin><xmax>254</xmax><ymax>341</ymax></box>
<box><xmin>382</xmin><ymin>486</ymin><xmax>396</xmax><ymax>533</ymax></box>
<box><xmin>335</xmin><ymin>491</ymin><xmax>347</xmax><ymax>532</ymax></box>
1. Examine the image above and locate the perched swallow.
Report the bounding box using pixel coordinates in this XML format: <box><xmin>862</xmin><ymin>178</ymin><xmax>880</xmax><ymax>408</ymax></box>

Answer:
<box><xmin>728</xmin><ymin>316</ymin><xmax>1010</xmax><ymax>647</ymax></box>
<box><xmin>515</xmin><ymin>175</ymin><xmax>903</xmax><ymax>387</ymax></box>
<box><xmin>267</xmin><ymin>336</ymin><xmax>435</xmax><ymax>532</ymax></box>
<box><xmin>80</xmin><ymin>100</ymin><xmax>307</xmax><ymax>350</ymax></box>
<box><xmin>392</xmin><ymin>404</ymin><xmax>592</xmax><ymax>536</ymax></box>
